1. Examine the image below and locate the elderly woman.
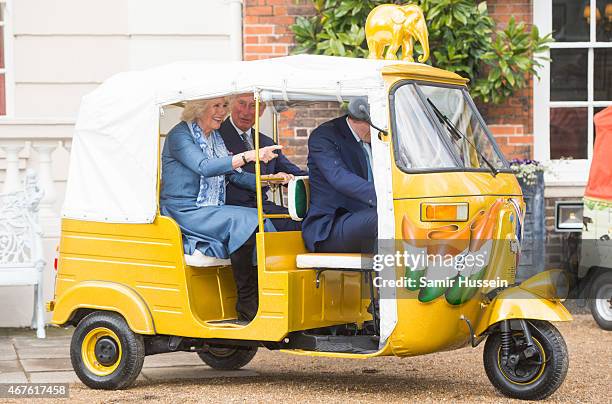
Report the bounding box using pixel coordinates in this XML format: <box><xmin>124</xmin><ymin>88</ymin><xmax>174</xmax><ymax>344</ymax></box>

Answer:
<box><xmin>160</xmin><ymin>97</ymin><xmax>281</xmax><ymax>322</ymax></box>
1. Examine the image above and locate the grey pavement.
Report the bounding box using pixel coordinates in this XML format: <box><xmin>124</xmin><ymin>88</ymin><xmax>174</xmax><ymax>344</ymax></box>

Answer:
<box><xmin>0</xmin><ymin>327</ymin><xmax>258</xmax><ymax>385</ymax></box>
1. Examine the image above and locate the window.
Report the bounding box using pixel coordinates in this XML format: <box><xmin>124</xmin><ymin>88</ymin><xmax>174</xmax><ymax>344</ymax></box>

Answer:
<box><xmin>392</xmin><ymin>84</ymin><xmax>457</xmax><ymax>170</ymax></box>
<box><xmin>391</xmin><ymin>82</ymin><xmax>507</xmax><ymax>172</ymax></box>
<box><xmin>533</xmin><ymin>0</ymin><xmax>612</xmax><ymax>184</ymax></box>
<box><xmin>418</xmin><ymin>84</ymin><xmax>507</xmax><ymax>171</ymax></box>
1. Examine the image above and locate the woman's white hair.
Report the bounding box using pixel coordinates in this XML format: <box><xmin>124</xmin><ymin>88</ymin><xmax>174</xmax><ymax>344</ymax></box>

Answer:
<box><xmin>181</xmin><ymin>97</ymin><xmax>229</xmax><ymax>122</ymax></box>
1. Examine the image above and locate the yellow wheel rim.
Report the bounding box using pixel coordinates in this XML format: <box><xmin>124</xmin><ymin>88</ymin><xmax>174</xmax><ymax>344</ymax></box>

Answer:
<box><xmin>81</xmin><ymin>327</ymin><xmax>123</xmax><ymax>377</ymax></box>
<box><xmin>497</xmin><ymin>336</ymin><xmax>547</xmax><ymax>385</ymax></box>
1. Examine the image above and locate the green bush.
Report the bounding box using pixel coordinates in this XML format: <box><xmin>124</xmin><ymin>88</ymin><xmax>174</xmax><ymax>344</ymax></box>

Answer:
<box><xmin>291</xmin><ymin>0</ymin><xmax>552</xmax><ymax>104</ymax></box>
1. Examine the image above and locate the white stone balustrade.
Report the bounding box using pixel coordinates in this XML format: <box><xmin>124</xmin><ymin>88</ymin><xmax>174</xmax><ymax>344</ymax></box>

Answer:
<box><xmin>0</xmin><ymin>120</ymin><xmax>75</xmax><ymax>223</ymax></box>
<box><xmin>1</xmin><ymin>141</ymin><xmax>24</xmax><ymax>193</ymax></box>
<box><xmin>30</xmin><ymin>141</ymin><xmax>61</xmax><ymax>228</ymax></box>
<box><xmin>0</xmin><ymin>120</ymin><xmax>75</xmax><ymax>328</ymax></box>
<box><xmin>0</xmin><ymin>137</ymin><xmax>72</xmax><ymax>235</ymax></box>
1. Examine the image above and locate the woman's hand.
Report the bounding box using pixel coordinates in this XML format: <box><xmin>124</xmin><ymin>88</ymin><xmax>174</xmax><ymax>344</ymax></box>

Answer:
<box><xmin>244</xmin><ymin>145</ymin><xmax>282</xmax><ymax>164</ymax></box>
<box><xmin>257</xmin><ymin>145</ymin><xmax>282</xmax><ymax>163</ymax></box>
<box><xmin>232</xmin><ymin>145</ymin><xmax>283</xmax><ymax>169</ymax></box>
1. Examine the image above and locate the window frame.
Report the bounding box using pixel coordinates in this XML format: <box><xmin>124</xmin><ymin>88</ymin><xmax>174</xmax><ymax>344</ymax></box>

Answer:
<box><xmin>533</xmin><ymin>0</ymin><xmax>612</xmax><ymax>185</ymax></box>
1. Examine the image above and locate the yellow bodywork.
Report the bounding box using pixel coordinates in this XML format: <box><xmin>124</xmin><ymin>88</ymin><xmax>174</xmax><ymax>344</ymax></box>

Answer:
<box><xmin>373</xmin><ymin>71</ymin><xmax>570</xmax><ymax>357</ymax></box>
<box><xmin>474</xmin><ymin>286</ymin><xmax>573</xmax><ymax>336</ymax></box>
<box><xmin>53</xmin><ymin>218</ymin><xmax>369</xmax><ymax>341</ymax></box>
<box><xmin>51</xmin><ymin>62</ymin><xmax>571</xmax><ymax>359</ymax></box>
<box><xmin>53</xmin><ymin>280</ymin><xmax>155</xmax><ymax>335</ymax></box>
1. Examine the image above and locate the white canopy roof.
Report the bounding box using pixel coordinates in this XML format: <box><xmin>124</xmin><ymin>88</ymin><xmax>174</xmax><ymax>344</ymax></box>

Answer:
<box><xmin>62</xmin><ymin>55</ymin><xmax>413</xmax><ymax>223</ymax></box>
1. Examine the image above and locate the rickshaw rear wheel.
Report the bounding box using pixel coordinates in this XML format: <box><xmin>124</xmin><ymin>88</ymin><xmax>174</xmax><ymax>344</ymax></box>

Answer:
<box><xmin>197</xmin><ymin>345</ymin><xmax>258</xmax><ymax>370</ymax></box>
<box><xmin>70</xmin><ymin>311</ymin><xmax>145</xmax><ymax>390</ymax></box>
<box><xmin>483</xmin><ymin>320</ymin><xmax>568</xmax><ymax>400</ymax></box>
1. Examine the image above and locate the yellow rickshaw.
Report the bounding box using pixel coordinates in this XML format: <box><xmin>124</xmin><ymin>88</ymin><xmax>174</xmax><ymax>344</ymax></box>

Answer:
<box><xmin>48</xmin><ymin>18</ymin><xmax>571</xmax><ymax>399</ymax></box>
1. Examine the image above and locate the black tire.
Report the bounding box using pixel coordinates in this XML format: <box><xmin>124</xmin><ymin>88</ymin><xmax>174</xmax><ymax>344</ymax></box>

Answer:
<box><xmin>197</xmin><ymin>345</ymin><xmax>257</xmax><ymax>370</ymax></box>
<box><xmin>483</xmin><ymin>320</ymin><xmax>568</xmax><ymax>400</ymax></box>
<box><xmin>70</xmin><ymin>311</ymin><xmax>145</xmax><ymax>390</ymax></box>
<box><xmin>589</xmin><ymin>271</ymin><xmax>612</xmax><ymax>331</ymax></box>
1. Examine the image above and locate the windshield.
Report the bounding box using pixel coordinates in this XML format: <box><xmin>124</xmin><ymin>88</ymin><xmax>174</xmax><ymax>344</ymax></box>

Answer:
<box><xmin>392</xmin><ymin>82</ymin><xmax>507</xmax><ymax>172</ymax></box>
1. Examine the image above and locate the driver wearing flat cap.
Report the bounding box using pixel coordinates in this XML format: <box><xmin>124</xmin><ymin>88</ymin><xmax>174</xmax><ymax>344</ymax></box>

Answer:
<box><xmin>302</xmin><ymin>98</ymin><xmax>378</xmax><ymax>254</ymax></box>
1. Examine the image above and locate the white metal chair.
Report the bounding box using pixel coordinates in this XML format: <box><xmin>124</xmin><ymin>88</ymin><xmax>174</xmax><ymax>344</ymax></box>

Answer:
<box><xmin>0</xmin><ymin>171</ymin><xmax>46</xmax><ymax>338</ymax></box>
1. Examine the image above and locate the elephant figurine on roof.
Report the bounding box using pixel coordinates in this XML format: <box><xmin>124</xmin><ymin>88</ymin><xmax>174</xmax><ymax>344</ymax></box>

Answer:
<box><xmin>365</xmin><ymin>3</ymin><xmax>430</xmax><ymax>63</ymax></box>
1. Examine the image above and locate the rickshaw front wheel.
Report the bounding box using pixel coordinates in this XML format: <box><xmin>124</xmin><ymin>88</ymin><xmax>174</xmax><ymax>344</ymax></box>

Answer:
<box><xmin>71</xmin><ymin>311</ymin><xmax>145</xmax><ymax>390</ymax></box>
<box><xmin>483</xmin><ymin>320</ymin><xmax>568</xmax><ymax>400</ymax></box>
<box><xmin>197</xmin><ymin>345</ymin><xmax>258</xmax><ymax>370</ymax></box>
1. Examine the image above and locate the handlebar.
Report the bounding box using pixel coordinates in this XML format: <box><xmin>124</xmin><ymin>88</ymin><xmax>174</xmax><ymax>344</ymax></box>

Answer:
<box><xmin>260</xmin><ymin>174</ymin><xmax>290</xmax><ymax>185</ymax></box>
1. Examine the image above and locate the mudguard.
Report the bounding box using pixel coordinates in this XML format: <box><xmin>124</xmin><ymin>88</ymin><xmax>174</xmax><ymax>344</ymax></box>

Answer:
<box><xmin>475</xmin><ymin>286</ymin><xmax>572</xmax><ymax>336</ymax></box>
<box><xmin>51</xmin><ymin>281</ymin><xmax>155</xmax><ymax>334</ymax></box>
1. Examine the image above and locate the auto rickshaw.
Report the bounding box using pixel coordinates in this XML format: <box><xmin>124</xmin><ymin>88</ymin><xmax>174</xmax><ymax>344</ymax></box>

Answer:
<box><xmin>578</xmin><ymin>106</ymin><xmax>612</xmax><ymax>330</ymax></box>
<box><xmin>48</xmin><ymin>7</ymin><xmax>571</xmax><ymax>400</ymax></box>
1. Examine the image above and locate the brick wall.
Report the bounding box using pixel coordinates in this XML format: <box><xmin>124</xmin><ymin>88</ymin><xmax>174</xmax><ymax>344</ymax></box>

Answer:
<box><xmin>484</xmin><ymin>84</ymin><xmax>533</xmax><ymax>160</ymax></box>
<box><xmin>243</xmin><ymin>0</ymin><xmax>324</xmax><ymax>168</ymax></box>
<box><xmin>276</xmin><ymin>103</ymin><xmax>343</xmax><ymax>168</ymax></box>
<box><xmin>482</xmin><ymin>0</ymin><xmax>534</xmax><ymax>160</ymax></box>
<box><xmin>545</xmin><ymin>197</ymin><xmax>564</xmax><ymax>268</ymax></box>
<box><xmin>243</xmin><ymin>0</ymin><xmax>537</xmax><ymax>163</ymax></box>
<box><xmin>243</xmin><ymin>0</ymin><xmax>314</xmax><ymax>61</ymax></box>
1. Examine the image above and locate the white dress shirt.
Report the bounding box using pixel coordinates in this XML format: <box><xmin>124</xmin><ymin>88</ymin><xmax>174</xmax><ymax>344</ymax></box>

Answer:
<box><xmin>346</xmin><ymin>117</ymin><xmax>373</xmax><ymax>164</ymax></box>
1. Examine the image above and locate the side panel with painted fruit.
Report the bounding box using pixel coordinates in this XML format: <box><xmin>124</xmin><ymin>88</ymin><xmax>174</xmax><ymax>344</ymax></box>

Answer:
<box><xmin>386</xmin><ymin>196</ymin><xmax>523</xmax><ymax>357</ymax></box>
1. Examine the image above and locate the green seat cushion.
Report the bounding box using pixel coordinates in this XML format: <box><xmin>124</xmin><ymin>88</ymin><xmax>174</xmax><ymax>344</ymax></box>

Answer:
<box><xmin>288</xmin><ymin>177</ymin><xmax>309</xmax><ymax>221</ymax></box>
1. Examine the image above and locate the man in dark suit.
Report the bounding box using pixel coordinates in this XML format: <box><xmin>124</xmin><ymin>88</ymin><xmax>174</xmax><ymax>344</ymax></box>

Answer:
<box><xmin>302</xmin><ymin>114</ymin><xmax>377</xmax><ymax>253</ymax></box>
<box><xmin>219</xmin><ymin>93</ymin><xmax>307</xmax><ymax>231</ymax></box>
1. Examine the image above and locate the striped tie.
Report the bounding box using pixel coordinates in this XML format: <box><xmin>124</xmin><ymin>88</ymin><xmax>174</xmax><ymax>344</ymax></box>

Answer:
<box><xmin>360</xmin><ymin>141</ymin><xmax>373</xmax><ymax>182</ymax></box>
<box><xmin>241</xmin><ymin>132</ymin><xmax>254</xmax><ymax>150</ymax></box>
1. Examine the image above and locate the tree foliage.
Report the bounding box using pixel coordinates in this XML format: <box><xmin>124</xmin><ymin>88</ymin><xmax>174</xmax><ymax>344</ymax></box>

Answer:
<box><xmin>291</xmin><ymin>0</ymin><xmax>552</xmax><ymax>104</ymax></box>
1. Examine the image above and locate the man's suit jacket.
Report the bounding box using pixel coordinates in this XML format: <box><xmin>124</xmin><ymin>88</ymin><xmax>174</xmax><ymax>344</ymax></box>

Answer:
<box><xmin>302</xmin><ymin>116</ymin><xmax>377</xmax><ymax>251</ymax></box>
<box><xmin>219</xmin><ymin>118</ymin><xmax>306</xmax><ymax>208</ymax></box>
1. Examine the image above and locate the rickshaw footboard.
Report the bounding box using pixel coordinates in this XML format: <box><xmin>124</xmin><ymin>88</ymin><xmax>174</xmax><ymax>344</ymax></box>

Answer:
<box><xmin>281</xmin><ymin>332</ymin><xmax>379</xmax><ymax>354</ymax></box>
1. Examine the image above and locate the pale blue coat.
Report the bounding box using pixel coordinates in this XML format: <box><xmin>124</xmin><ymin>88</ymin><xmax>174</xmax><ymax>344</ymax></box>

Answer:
<box><xmin>160</xmin><ymin>121</ymin><xmax>274</xmax><ymax>258</ymax></box>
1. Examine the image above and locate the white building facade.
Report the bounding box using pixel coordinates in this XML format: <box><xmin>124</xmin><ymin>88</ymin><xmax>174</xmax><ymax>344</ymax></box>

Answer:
<box><xmin>0</xmin><ymin>0</ymin><xmax>243</xmax><ymax>326</ymax></box>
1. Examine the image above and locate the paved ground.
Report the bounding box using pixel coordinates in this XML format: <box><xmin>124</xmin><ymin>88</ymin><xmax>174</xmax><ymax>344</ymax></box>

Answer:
<box><xmin>0</xmin><ymin>314</ymin><xmax>610</xmax><ymax>403</ymax></box>
<box><xmin>0</xmin><ymin>327</ymin><xmax>257</xmax><ymax>386</ymax></box>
